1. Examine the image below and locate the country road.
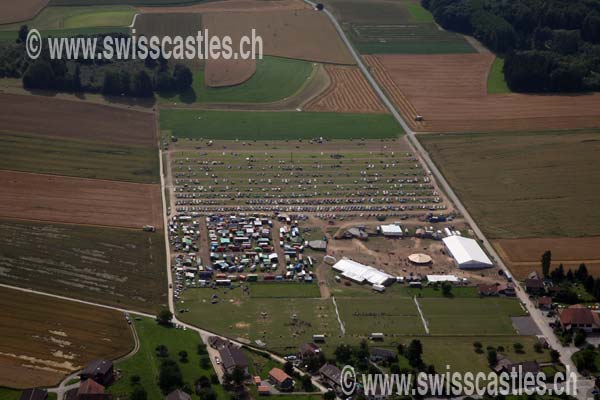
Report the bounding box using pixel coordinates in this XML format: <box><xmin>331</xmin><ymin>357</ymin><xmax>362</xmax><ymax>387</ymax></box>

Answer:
<box><xmin>306</xmin><ymin>0</ymin><xmax>593</xmax><ymax>398</ymax></box>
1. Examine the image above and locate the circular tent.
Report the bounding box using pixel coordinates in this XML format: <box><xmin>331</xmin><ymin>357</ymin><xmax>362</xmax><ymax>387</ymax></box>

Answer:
<box><xmin>408</xmin><ymin>253</ymin><xmax>432</xmax><ymax>265</ymax></box>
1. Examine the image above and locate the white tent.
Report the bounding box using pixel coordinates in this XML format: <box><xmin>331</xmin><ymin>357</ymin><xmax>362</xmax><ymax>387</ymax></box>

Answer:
<box><xmin>442</xmin><ymin>236</ymin><xmax>493</xmax><ymax>269</ymax></box>
<box><xmin>332</xmin><ymin>258</ymin><xmax>394</xmax><ymax>286</ymax></box>
<box><xmin>427</xmin><ymin>274</ymin><xmax>459</xmax><ymax>283</ymax></box>
<box><xmin>380</xmin><ymin>224</ymin><xmax>403</xmax><ymax>237</ymax></box>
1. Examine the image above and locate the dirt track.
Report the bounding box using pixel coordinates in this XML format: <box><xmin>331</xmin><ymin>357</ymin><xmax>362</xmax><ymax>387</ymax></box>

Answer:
<box><xmin>305</xmin><ymin>65</ymin><xmax>387</xmax><ymax>113</ymax></box>
<box><xmin>0</xmin><ymin>170</ymin><xmax>163</xmax><ymax>229</ymax></box>
<box><xmin>202</xmin><ymin>9</ymin><xmax>355</xmax><ymax>65</ymax></box>
<box><xmin>0</xmin><ymin>94</ymin><xmax>157</xmax><ymax>146</ymax></box>
<box><xmin>366</xmin><ymin>54</ymin><xmax>600</xmax><ymax>132</ymax></box>
<box><xmin>494</xmin><ymin>237</ymin><xmax>600</xmax><ymax>279</ymax></box>
<box><xmin>0</xmin><ymin>0</ymin><xmax>48</xmax><ymax>24</ymax></box>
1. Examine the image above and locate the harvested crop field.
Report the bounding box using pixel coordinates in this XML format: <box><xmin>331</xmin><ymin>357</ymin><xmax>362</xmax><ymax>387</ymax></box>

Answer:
<box><xmin>366</xmin><ymin>54</ymin><xmax>600</xmax><ymax>132</ymax></box>
<box><xmin>0</xmin><ymin>94</ymin><xmax>157</xmax><ymax>146</ymax></box>
<box><xmin>0</xmin><ymin>0</ymin><xmax>49</xmax><ymax>24</ymax></box>
<box><xmin>0</xmin><ymin>132</ymin><xmax>159</xmax><ymax>183</ymax></box>
<box><xmin>0</xmin><ymin>286</ymin><xmax>133</xmax><ymax>388</ymax></box>
<box><xmin>494</xmin><ymin>238</ymin><xmax>600</xmax><ymax>280</ymax></box>
<box><xmin>305</xmin><ymin>65</ymin><xmax>387</xmax><ymax>113</ymax></box>
<box><xmin>202</xmin><ymin>9</ymin><xmax>354</xmax><ymax>65</ymax></box>
<box><xmin>0</xmin><ymin>220</ymin><xmax>167</xmax><ymax>313</ymax></box>
<box><xmin>420</xmin><ymin>130</ymin><xmax>600</xmax><ymax>239</ymax></box>
<box><xmin>0</xmin><ymin>170</ymin><xmax>162</xmax><ymax>229</ymax></box>
<box><xmin>205</xmin><ymin>57</ymin><xmax>256</xmax><ymax>88</ymax></box>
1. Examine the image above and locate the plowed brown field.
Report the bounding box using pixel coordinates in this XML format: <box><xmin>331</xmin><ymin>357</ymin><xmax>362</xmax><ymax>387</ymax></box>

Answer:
<box><xmin>0</xmin><ymin>0</ymin><xmax>48</xmax><ymax>24</ymax></box>
<box><xmin>0</xmin><ymin>286</ymin><xmax>133</xmax><ymax>388</ymax></box>
<box><xmin>202</xmin><ymin>9</ymin><xmax>355</xmax><ymax>65</ymax></box>
<box><xmin>366</xmin><ymin>54</ymin><xmax>600</xmax><ymax>132</ymax></box>
<box><xmin>0</xmin><ymin>94</ymin><xmax>157</xmax><ymax>146</ymax></box>
<box><xmin>0</xmin><ymin>170</ymin><xmax>162</xmax><ymax>229</ymax></box>
<box><xmin>305</xmin><ymin>65</ymin><xmax>387</xmax><ymax>113</ymax></box>
<box><xmin>494</xmin><ymin>238</ymin><xmax>600</xmax><ymax>280</ymax></box>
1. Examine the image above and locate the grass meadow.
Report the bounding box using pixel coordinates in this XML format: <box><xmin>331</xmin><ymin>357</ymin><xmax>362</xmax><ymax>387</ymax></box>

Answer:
<box><xmin>487</xmin><ymin>57</ymin><xmax>511</xmax><ymax>94</ymax></box>
<box><xmin>160</xmin><ymin>110</ymin><xmax>403</xmax><ymax>140</ymax></box>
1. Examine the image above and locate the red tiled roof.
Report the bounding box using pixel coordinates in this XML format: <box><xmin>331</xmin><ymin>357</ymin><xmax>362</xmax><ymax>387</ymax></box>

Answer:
<box><xmin>538</xmin><ymin>296</ymin><xmax>552</xmax><ymax>305</ymax></box>
<box><xmin>78</xmin><ymin>379</ymin><xmax>105</xmax><ymax>395</ymax></box>
<box><xmin>269</xmin><ymin>368</ymin><xmax>292</xmax><ymax>383</ymax></box>
<box><xmin>560</xmin><ymin>305</ymin><xmax>600</xmax><ymax>327</ymax></box>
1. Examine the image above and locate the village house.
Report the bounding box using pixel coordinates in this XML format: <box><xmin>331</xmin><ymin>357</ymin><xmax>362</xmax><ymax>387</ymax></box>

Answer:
<box><xmin>537</xmin><ymin>296</ymin><xmax>553</xmax><ymax>310</ymax></box>
<box><xmin>319</xmin><ymin>364</ymin><xmax>342</xmax><ymax>391</ymax></box>
<box><xmin>69</xmin><ymin>379</ymin><xmax>112</xmax><ymax>400</ymax></box>
<box><xmin>298</xmin><ymin>343</ymin><xmax>320</xmax><ymax>359</ymax></box>
<box><xmin>494</xmin><ymin>360</ymin><xmax>541</xmax><ymax>376</ymax></box>
<box><xmin>79</xmin><ymin>360</ymin><xmax>114</xmax><ymax>386</ymax></box>
<box><xmin>268</xmin><ymin>368</ymin><xmax>294</xmax><ymax>391</ymax></box>
<box><xmin>165</xmin><ymin>389</ymin><xmax>191</xmax><ymax>400</ymax></box>
<box><xmin>369</xmin><ymin>348</ymin><xmax>396</xmax><ymax>363</ymax></box>
<box><xmin>559</xmin><ymin>304</ymin><xmax>600</xmax><ymax>333</ymax></box>
<box><xmin>525</xmin><ymin>278</ymin><xmax>545</xmax><ymax>295</ymax></box>
<box><xmin>218</xmin><ymin>344</ymin><xmax>249</xmax><ymax>375</ymax></box>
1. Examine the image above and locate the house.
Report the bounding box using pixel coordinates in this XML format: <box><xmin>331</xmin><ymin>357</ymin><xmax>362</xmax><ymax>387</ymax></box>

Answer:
<box><xmin>369</xmin><ymin>348</ymin><xmax>396</xmax><ymax>363</ymax></box>
<box><xmin>559</xmin><ymin>304</ymin><xmax>600</xmax><ymax>333</ymax></box>
<box><xmin>253</xmin><ymin>376</ymin><xmax>262</xmax><ymax>386</ymax></box>
<box><xmin>477</xmin><ymin>284</ymin><xmax>499</xmax><ymax>296</ymax></box>
<box><xmin>298</xmin><ymin>343</ymin><xmax>320</xmax><ymax>359</ymax></box>
<box><xmin>208</xmin><ymin>336</ymin><xmax>228</xmax><ymax>349</ymax></box>
<box><xmin>495</xmin><ymin>360</ymin><xmax>541</xmax><ymax>376</ymax></box>
<box><xmin>20</xmin><ymin>389</ymin><xmax>47</xmax><ymax>400</ymax></box>
<box><xmin>525</xmin><ymin>278</ymin><xmax>545</xmax><ymax>295</ymax></box>
<box><xmin>79</xmin><ymin>360</ymin><xmax>114</xmax><ymax>386</ymax></box>
<box><xmin>498</xmin><ymin>283</ymin><xmax>516</xmax><ymax>297</ymax></box>
<box><xmin>218</xmin><ymin>344</ymin><xmax>249</xmax><ymax>375</ymax></box>
<box><xmin>537</xmin><ymin>296</ymin><xmax>553</xmax><ymax>310</ymax></box>
<box><xmin>319</xmin><ymin>363</ymin><xmax>342</xmax><ymax>391</ymax></box>
<box><xmin>72</xmin><ymin>379</ymin><xmax>112</xmax><ymax>400</ymax></box>
<box><xmin>165</xmin><ymin>389</ymin><xmax>191</xmax><ymax>400</ymax></box>
<box><xmin>258</xmin><ymin>386</ymin><xmax>271</xmax><ymax>396</ymax></box>
<box><xmin>268</xmin><ymin>368</ymin><xmax>294</xmax><ymax>391</ymax></box>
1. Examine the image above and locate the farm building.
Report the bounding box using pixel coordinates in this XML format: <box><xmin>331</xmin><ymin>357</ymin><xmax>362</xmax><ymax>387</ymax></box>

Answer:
<box><xmin>559</xmin><ymin>304</ymin><xmax>600</xmax><ymax>333</ymax></box>
<box><xmin>380</xmin><ymin>224</ymin><xmax>403</xmax><ymax>237</ymax></box>
<box><xmin>332</xmin><ymin>258</ymin><xmax>394</xmax><ymax>286</ymax></box>
<box><xmin>79</xmin><ymin>359</ymin><xmax>114</xmax><ymax>386</ymax></box>
<box><xmin>268</xmin><ymin>368</ymin><xmax>294</xmax><ymax>391</ymax></box>
<box><xmin>442</xmin><ymin>236</ymin><xmax>493</xmax><ymax>269</ymax></box>
<box><xmin>319</xmin><ymin>363</ymin><xmax>342</xmax><ymax>391</ymax></box>
<box><xmin>218</xmin><ymin>344</ymin><xmax>249</xmax><ymax>375</ymax></box>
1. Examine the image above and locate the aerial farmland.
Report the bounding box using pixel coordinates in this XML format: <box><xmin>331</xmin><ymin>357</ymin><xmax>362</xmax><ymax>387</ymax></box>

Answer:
<box><xmin>0</xmin><ymin>0</ymin><xmax>598</xmax><ymax>398</ymax></box>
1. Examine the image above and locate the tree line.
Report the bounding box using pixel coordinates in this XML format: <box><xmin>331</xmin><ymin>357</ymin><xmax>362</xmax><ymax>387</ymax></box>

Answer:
<box><xmin>0</xmin><ymin>27</ymin><xmax>193</xmax><ymax>98</ymax></box>
<box><xmin>422</xmin><ymin>0</ymin><xmax>600</xmax><ymax>92</ymax></box>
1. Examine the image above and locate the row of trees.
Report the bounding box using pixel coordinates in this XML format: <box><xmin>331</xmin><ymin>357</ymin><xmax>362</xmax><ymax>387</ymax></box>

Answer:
<box><xmin>5</xmin><ymin>27</ymin><xmax>194</xmax><ymax>97</ymax></box>
<box><xmin>422</xmin><ymin>0</ymin><xmax>600</xmax><ymax>92</ymax></box>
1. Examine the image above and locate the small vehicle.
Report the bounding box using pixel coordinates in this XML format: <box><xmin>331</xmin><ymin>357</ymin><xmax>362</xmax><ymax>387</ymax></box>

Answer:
<box><xmin>215</xmin><ymin>357</ymin><xmax>221</xmax><ymax>365</ymax></box>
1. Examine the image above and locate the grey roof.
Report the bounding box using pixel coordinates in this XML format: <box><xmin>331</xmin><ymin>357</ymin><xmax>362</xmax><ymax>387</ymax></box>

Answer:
<box><xmin>20</xmin><ymin>389</ymin><xmax>47</xmax><ymax>400</ymax></box>
<box><xmin>319</xmin><ymin>363</ymin><xmax>342</xmax><ymax>382</ymax></box>
<box><xmin>219</xmin><ymin>345</ymin><xmax>248</xmax><ymax>370</ymax></box>
<box><xmin>165</xmin><ymin>389</ymin><xmax>192</xmax><ymax>400</ymax></box>
<box><xmin>370</xmin><ymin>347</ymin><xmax>396</xmax><ymax>359</ymax></box>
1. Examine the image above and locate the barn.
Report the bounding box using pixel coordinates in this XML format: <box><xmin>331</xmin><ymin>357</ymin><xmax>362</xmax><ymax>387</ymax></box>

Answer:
<box><xmin>442</xmin><ymin>236</ymin><xmax>493</xmax><ymax>269</ymax></box>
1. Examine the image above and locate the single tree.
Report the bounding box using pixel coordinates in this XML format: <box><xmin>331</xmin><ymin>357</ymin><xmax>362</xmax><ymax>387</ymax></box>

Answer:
<box><xmin>542</xmin><ymin>250</ymin><xmax>552</xmax><ymax>278</ymax></box>
<box><xmin>157</xmin><ymin>309</ymin><xmax>173</xmax><ymax>326</ymax></box>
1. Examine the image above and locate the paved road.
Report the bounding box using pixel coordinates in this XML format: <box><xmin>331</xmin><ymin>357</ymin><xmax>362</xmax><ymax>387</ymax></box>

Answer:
<box><xmin>306</xmin><ymin>1</ymin><xmax>593</xmax><ymax>398</ymax></box>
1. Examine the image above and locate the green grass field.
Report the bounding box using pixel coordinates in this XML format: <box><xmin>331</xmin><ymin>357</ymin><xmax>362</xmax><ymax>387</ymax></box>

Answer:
<box><xmin>160</xmin><ymin>110</ymin><xmax>403</xmax><ymax>140</ymax></box>
<box><xmin>159</xmin><ymin>56</ymin><xmax>316</xmax><ymax>104</ymax></box>
<box><xmin>0</xmin><ymin>388</ymin><xmax>21</xmax><ymax>400</ymax></box>
<box><xmin>487</xmin><ymin>57</ymin><xmax>511</xmax><ymax>94</ymax></box>
<box><xmin>248</xmin><ymin>283</ymin><xmax>321</xmax><ymax>298</ymax></box>
<box><xmin>0</xmin><ymin>220</ymin><xmax>167</xmax><ymax>313</ymax></box>
<box><xmin>179</xmin><ymin>287</ymin><xmax>339</xmax><ymax>353</ymax></box>
<box><xmin>419</xmin><ymin>297</ymin><xmax>524</xmax><ymax>335</ymax></box>
<box><xmin>420</xmin><ymin>130</ymin><xmax>600</xmax><ymax>238</ymax></box>
<box><xmin>108</xmin><ymin>318</ymin><xmax>227</xmax><ymax>400</ymax></box>
<box><xmin>0</xmin><ymin>132</ymin><xmax>159</xmax><ymax>183</ymax></box>
<box><xmin>0</xmin><ymin>6</ymin><xmax>135</xmax><ymax>31</ymax></box>
<box><xmin>406</xmin><ymin>2</ymin><xmax>434</xmax><ymax>23</ymax></box>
